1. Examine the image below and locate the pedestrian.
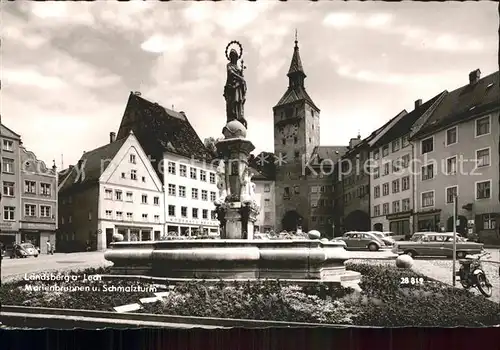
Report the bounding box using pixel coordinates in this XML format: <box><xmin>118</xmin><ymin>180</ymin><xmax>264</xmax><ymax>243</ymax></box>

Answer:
<box><xmin>46</xmin><ymin>240</ymin><xmax>52</xmax><ymax>255</ymax></box>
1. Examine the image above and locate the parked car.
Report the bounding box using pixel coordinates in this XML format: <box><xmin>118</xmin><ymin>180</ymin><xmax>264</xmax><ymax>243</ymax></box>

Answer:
<box><xmin>382</xmin><ymin>231</ymin><xmax>407</xmax><ymax>241</ymax></box>
<box><xmin>8</xmin><ymin>243</ymin><xmax>39</xmax><ymax>258</ymax></box>
<box><xmin>392</xmin><ymin>232</ymin><xmax>483</xmax><ymax>258</ymax></box>
<box><xmin>332</xmin><ymin>231</ymin><xmax>386</xmax><ymax>251</ymax></box>
<box><xmin>370</xmin><ymin>231</ymin><xmax>396</xmax><ymax>246</ymax></box>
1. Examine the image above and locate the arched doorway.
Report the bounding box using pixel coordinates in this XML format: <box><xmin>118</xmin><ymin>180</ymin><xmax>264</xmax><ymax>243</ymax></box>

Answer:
<box><xmin>344</xmin><ymin>210</ymin><xmax>370</xmax><ymax>232</ymax></box>
<box><xmin>282</xmin><ymin>210</ymin><xmax>303</xmax><ymax>232</ymax></box>
<box><xmin>373</xmin><ymin>223</ymin><xmax>383</xmax><ymax>232</ymax></box>
<box><xmin>446</xmin><ymin>215</ymin><xmax>467</xmax><ymax>234</ymax></box>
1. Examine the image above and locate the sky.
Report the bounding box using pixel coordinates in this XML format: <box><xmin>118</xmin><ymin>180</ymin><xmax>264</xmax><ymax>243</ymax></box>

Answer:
<box><xmin>1</xmin><ymin>1</ymin><xmax>498</xmax><ymax>169</ymax></box>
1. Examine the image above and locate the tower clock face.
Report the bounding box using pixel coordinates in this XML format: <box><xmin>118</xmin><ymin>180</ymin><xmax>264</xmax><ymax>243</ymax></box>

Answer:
<box><xmin>280</xmin><ymin>124</ymin><xmax>299</xmax><ymax>137</ymax></box>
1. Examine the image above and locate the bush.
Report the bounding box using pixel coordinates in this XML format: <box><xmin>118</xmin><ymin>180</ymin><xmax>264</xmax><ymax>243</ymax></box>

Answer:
<box><xmin>345</xmin><ymin>263</ymin><xmax>500</xmax><ymax>326</ymax></box>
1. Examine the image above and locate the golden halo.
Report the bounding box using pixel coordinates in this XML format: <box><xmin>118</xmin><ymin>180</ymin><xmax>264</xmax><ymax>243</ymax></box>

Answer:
<box><xmin>225</xmin><ymin>40</ymin><xmax>243</xmax><ymax>61</ymax></box>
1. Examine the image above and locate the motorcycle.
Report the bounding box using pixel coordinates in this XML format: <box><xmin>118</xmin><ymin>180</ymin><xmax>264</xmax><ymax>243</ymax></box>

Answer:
<box><xmin>456</xmin><ymin>251</ymin><xmax>493</xmax><ymax>297</ymax></box>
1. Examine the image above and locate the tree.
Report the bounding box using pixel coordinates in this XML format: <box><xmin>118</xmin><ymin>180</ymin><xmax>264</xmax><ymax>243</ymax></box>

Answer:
<box><xmin>204</xmin><ymin>137</ymin><xmax>218</xmax><ymax>158</ymax></box>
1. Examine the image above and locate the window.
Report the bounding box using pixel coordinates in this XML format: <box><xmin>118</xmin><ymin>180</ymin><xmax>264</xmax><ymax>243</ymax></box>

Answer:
<box><xmin>282</xmin><ymin>139</ymin><xmax>286</xmax><ymax>145</ymax></box>
<box><xmin>374</xmin><ymin>185</ymin><xmax>380</xmax><ymax>198</ymax></box>
<box><xmin>283</xmin><ymin>187</ymin><xmax>290</xmax><ymax>199</ymax></box>
<box><xmin>293</xmin><ymin>136</ymin><xmax>298</xmax><ymax>144</ymax></box>
<box><xmin>392</xmin><ymin>200</ymin><xmax>400</xmax><ymax>213</ymax></box>
<box><xmin>141</xmin><ymin>194</ymin><xmax>148</xmax><ymax>204</ymax></box>
<box><xmin>126</xmin><ymin>212</ymin><xmax>133</xmax><ymax>220</ymax></box>
<box><xmin>476</xmin><ymin>180</ymin><xmax>491</xmax><ymax>199</ymax></box>
<box><xmin>311</xmin><ymin>216</ymin><xmax>317</xmax><ymax>222</ymax></box>
<box><xmin>264</xmin><ymin>199</ymin><xmax>270</xmax><ymax>207</ymax></box>
<box><xmin>294</xmin><ymin>186</ymin><xmax>300</xmax><ymax>194</ymax></box>
<box><xmin>122</xmin><ymin>192</ymin><xmax>131</xmax><ymax>202</ymax></box>
<box><xmin>402</xmin><ymin>135</ymin><xmax>409</xmax><ymax>148</ymax></box>
<box><xmin>3</xmin><ymin>181</ymin><xmax>14</xmax><ymax>197</ymax></box>
<box><xmin>482</xmin><ymin>214</ymin><xmax>496</xmax><ymax>230</ymax></box>
<box><xmin>445</xmin><ymin>127</ymin><xmax>457</xmax><ymax>146</ymax></box>
<box><xmin>382</xmin><ymin>145</ymin><xmax>389</xmax><ymax>156</ymax></box>
<box><xmin>382</xmin><ymin>183</ymin><xmax>389</xmax><ymax>196</ymax></box>
<box><xmin>264</xmin><ymin>212</ymin><xmax>271</xmax><ymax>221</ymax></box>
<box><xmin>311</xmin><ymin>186</ymin><xmax>318</xmax><ymax>193</ymax></box>
<box><xmin>311</xmin><ymin>199</ymin><xmax>318</xmax><ymax>208</ymax></box>
<box><xmin>89</xmin><ymin>211</ymin><xmax>92</xmax><ymax>221</ymax></box>
<box><xmin>373</xmin><ymin>167</ymin><xmax>380</xmax><ymax>179</ymax></box>
<box><xmin>104</xmin><ymin>189</ymin><xmax>113</xmax><ymax>199</ymax></box>
<box><xmin>446</xmin><ymin>156</ymin><xmax>457</xmax><ymax>175</ymax></box>
<box><xmin>392</xmin><ymin>139</ymin><xmax>400</xmax><ymax>152</ymax></box>
<box><xmin>446</xmin><ymin>186</ymin><xmax>458</xmax><ymax>204</ymax></box>
<box><xmin>392</xmin><ymin>159</ymin><xmax>401</xmax><ymax>173</ymax></box>
<box><xmin>421</xmin><ymin>191</ymin><xmax>434</xmax><ymax>208</ymax></box>
<box><xmin>392</xmin><ymin>179</ymin><xmax>400</xmax><ymax>193</ymax></box>
<box><xmin>3</xmin><ymin>139</ymin><xmax>13</xmax><ymax>152</ymax></box>
<box><xmin>129</xmin><ymin>154</ymin><xmax>136</xmax><ymax>164</ymax></box>
<box><xmin>142</xmin><ymin>176</ymin><xmax>146</xmax><ymax>182</ymax></box>
<box><xmin>115</xmin><ymin>211</ymin><xmax>123</xmax><ymax>220</ymax></box>
<box><xmin>192</xmin><ymin>188</ymin><xmax>199</xmax><ymax>199</ymax></box>
<box><xmin>121</xmin><ymin>172</ymin><xmax>126</xmax><ymax>179</ymax></box>
<box><xmin>202</xmin><ymin>209</ymin><xmax>208</xmax><ymax>219</ymax></box>
<box><xmin>401</xmin><ymin>154</ymin><xmax>410</xmax><ymax>168</ymax></box>
<box><xmin>383</xmin><ymin>163</ymin><xmax>391</xmax><ymax>176</ymax></box>
<box><xmin>373</xmin><ymin>150</ymin><xmax>380</xmax><ymax>160</ymax></box>
<box><xmin>40</xmin><ymin>205</ymin><xmax>51</xmax><ymax>218</ymax></box>
<box><xmin>129</xmin><ymin>170</ymin><xmax>137</xmax><ymax>180</ymax></box>
<box><xmin>190</xmin><ymin>167</ymin><xmax>197</xmax><ymax>179</ymax></box>
<box><xmin>192</xmin><ymin>208</ymin><xmax>198</xmax><ymax>219</ymax></box>
<box><xmin>210</xmin><ymin>191</ymin><xmax>216</xmax><ymax>202</ymax></box>
<box><xmin>2</xmin><ymin>158</ymin><xmax>14</xmax><ymax>173</ymax></box>
<box><xmin>476</xmin><ymin>148</ymin><xmax>490</xmax><ymax>167</ymax></box>
<box><xmin>179</xmin><ymin>186</ymin><xmax>186</xmax><ymax>198</ymax></box>
<box><xmin>211</xmin><ymin>210</ymin><xmax>216</xmax><ymax>220</ymax></box>
<box><xmin>475</xmin><ymin>116</ymin><xmax>490</xmax><ymax>137</ymax></box>
<box><xmin>25</xmin><ymin>181</ymin><xmax>36</xmax><ymax>194</ymax></box>
<box><xmin>25</xmin><ymin>204</ymin><xmax>36</xmax><ymax>217</ymax></box>
<box><xmin>142</xmin><ymin>213</ymin><xmax>148</xmax><ymax>221</ymax></box>
<box><xmin>115</xmin><ymin>190</ymin><xmax>122</xmax><ymax>201</ymax></box>
<box><xmin>40</xmin><ymin>183</ymin><xmax>51</xmax><ymax>196</ymax></box>
<box><xmin>402</xmin><ymin>176</ymin><xmax>410</xmax><ymax>191</ymax></box>
<box><xmin>105</xmin><ymin>210</ymin><xmax>113</xmax><ymax>219</ymax></box>
<box><xmin>373</xmin><ymin>205</ymin><xmax>380</xmax><ymax>216</ymax></box>
<box><xmin>402</xmin><ymin>198</ymin><xmax>410</xmax><ymax>211</ymax></box>
<box><xmin>4</xmin><ymin>206</ymin><xmax>15</xmax><ymax>220</ymax></box>
<box><xmin>168</xmin><ymin>184</ymin><xmax>176</xmax><ymax>196</ymax></box>
<box><xmin>181</xmin><ymin>206</ymin><xmax>187</xmax><ymax>217</ymax></box>
<box><xmin>153</xmin><ymin>196</ymin><xmax>159</xmax><ymax>205</ymax></box>
<box><xmin>168</xmin><ymin>205</ymin><xmax>176</xmax><ymax>216</ymax></box>
<box><xmin>168</xmin><ymin>162</ymin><xmax>176</xmax><ymax>174</ymax></box>
<box><xmin>209</xmin><ymin>172</ymin><xmax>216</xmax><ymax>184</ymax></box>
<box><xmin>421</xmin><ymin>137</ymin><xmax>434</xmax><ymax>154</ymax></box>
<box><xmin>200</xmin><ymin>170</ymin><xmax>207</xmax><ymax>182</ymax></box>
<box><xmin>382</xmin><ymin>203</ymin><xmax>389</xmax><ymax>215</ymax></box>
<box><xmin>422</xmin><ymin>164</ymin><xmax>434</xmax><ymax>181</ymax></box>
<box><xmin>68</xmin><ymin>216</ymin><xmax>72</xmax><ymax>223</ymax></box>
<box><xmin>179</xmin><ymin>164</ymin><xmax>187</xmax><ymax>177</ymax></box>
<box><xmin>264</xmin><ymin>184</ymin><xmax>270</xmax><ymax>193</ymax></box>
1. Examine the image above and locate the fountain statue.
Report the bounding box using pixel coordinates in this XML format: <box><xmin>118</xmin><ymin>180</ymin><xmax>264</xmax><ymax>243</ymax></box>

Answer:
<box><xmin>104</xmin><ymin>40</ymin><xmax>360</xmax><ymax>288</ymax></box>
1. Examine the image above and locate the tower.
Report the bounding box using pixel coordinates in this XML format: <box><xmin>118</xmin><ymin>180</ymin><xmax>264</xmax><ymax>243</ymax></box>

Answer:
<box><xmin>273</xmin><ymin>35</ymin><xmax>321</xmax><ymax>232</ymax></box>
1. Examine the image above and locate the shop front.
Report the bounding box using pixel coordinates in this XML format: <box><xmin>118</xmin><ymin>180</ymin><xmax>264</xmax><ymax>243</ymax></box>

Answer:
<box><xmin>0</xmin><ymin>221</ymin><xmax>19</xmax><ymax>248</ymax></box>
<box><xmin>19</xmin><ymin>222</ymin><xmax>56</xmax><ymax>254</ymax></box>
<box><xmin>415</xmin><ymin>209</ymin><xmax>442</xmax><ymax>233</ymax></box>
<box><xmin>165</xmin><ymin>217</ymin><xmax>219</xmax><ymax>237</ymax></box>
<box><xmin>386</xmin><ymin>211</ymin><xmax>413</xmax><ymax>237</ymax></box>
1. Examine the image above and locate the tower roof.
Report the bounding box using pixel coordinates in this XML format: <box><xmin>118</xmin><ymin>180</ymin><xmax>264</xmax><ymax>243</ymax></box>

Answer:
<box><xmin>287</xmin><ymin>35</ymin><xmax>306</xmax><ymax>77</ymax></box>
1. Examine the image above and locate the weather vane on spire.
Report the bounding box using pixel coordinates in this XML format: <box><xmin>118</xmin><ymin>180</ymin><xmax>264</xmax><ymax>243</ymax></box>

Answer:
<box><xmin>294</xmin><ymin>29</ymin><xmax>298</xmax><ymax>46</ymax></box>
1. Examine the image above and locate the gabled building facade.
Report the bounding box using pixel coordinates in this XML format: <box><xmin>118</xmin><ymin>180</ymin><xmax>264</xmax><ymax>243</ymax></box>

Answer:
<box><xmin>58</xmin><ymin>132</ymin><xmax>164</xmax><ymax>251</ymax></box>
<box><xmin>250</xmin><ymin>167</ymin><xmax>276</xmax><ymax>233</ymax></box>
<box><xmin>370</xmin><ymin>94</ymin><xmax>444</xmax><ymax>236</ymax></box>
<box><xmin>1</xmin><ymin>123</ymin><xmax>58</xmax><ymax>253</ymax></box>
<box><xmin>116</xmin><ymin>92</ymin><xmax>219</xmax><ymax>236</ymax></box>
<box><xmin>410</xmin><ymin>69</ymin><xmax>500</xmax><ymax>244</ymax></box>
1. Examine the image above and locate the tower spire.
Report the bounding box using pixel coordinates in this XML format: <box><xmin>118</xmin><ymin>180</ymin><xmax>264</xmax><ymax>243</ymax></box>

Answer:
<box><xmin>287</xmin><ymin>31</ymin><xmax>306</xmax><ymax>88</ymax></box>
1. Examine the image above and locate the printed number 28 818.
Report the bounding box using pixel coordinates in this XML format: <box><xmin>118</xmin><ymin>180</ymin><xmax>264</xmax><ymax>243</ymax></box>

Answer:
<box><xmin>400</xmin><ymin>277</ymin><xmax>424</xmax><ymax>285</ymax></box>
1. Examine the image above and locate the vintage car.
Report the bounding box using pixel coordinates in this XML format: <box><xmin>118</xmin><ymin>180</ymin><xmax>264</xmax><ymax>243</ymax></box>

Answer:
<box><xmin>392</xmin><ymin>232</ymin><xmax>483</xmax><ymax>258</ymax></box>
<box><xmin>8</xmin><ymin>243</ymin><xmax>39</xmax><ymax>258</ymax></box>
<box><xmin>370</xmin><ymin>231</ymin><xmax>396</xmax><ymax>246</ymax></box>
<box><xmin>332</xmin><ymin>231</ymin><xmax>386</xmax><ymax>251</ymax></box>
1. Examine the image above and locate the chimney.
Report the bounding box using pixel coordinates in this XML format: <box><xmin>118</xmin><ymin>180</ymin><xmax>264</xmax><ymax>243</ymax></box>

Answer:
<box><xmin>414</xmin><ymin>99</ymin><xmax>422</xmax><ymax>109</ymax></box>
<box><xmin>349</xmin><ymin>137</ymin><xmax>361</xmax><ymax>149</ymax></box>
<box><xmin>109</xmin><ymin>132</ymin><xmax>116</xmax><ymax>144</ymax></box>
<box><xmin>469</xmin><ymin>69</ymin><xmax>481</xmax><ymax>85</ymax></box>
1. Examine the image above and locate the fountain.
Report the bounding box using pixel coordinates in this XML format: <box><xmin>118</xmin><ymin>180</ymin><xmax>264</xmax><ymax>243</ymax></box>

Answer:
<box><xmin>104</xmin><ymin>41</ymin><xmax>360</xmax><ymax>287</ymax></box>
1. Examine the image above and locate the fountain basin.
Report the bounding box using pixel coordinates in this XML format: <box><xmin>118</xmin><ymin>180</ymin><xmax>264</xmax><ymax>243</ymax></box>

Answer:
<box><xmin>104</xmin><ymin>240</ymin><xmax>360</xmax><ymax>284</ymax></box>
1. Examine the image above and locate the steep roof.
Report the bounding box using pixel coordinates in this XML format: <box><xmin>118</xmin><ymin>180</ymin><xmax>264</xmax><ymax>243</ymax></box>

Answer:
<box><xmin>249</xmin><ymin>166</ymin><xmax>269</xmax><ymax>181</ymax></box>
<box><xmin>274</xmin><ymin>87</ymin><xmax>320</xmax><ymax>111</ymax></box>
<box><xmin>311</xmin><ymin>146</ymin><xmax>348</xmax><ymax>165</ymax></box>
<box><xmin>372</xmin><ymin>92</ymin><xmax>444</xmax><ymax>148</ymax></box>
<box><xmin>58</xmin><ymin>136</ymin><xmax>128</xmax><ymax>193</ymax></box>
<box><xmin>287</xmin><ymin>40</ymin><xmax>305</xmax><ymax>77</ymax></box>
<box><xmin>413</xmin><ymin>70</ymin><xmax>499</xmax><ymax>138</ymax></box>
<box><xmin>1</xmin><ymin>123</ymin><xmax>21</xmax><ymax>140</ymax></box>
<box><xmin>116</xmin><ymin>93</ymin><xmax>212</xmax><ymax>170</ymax></box>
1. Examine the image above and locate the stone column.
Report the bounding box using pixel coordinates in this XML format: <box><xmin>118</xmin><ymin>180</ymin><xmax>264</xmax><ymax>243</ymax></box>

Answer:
<box><xmin>177</xmin><ymin>226</ymin><xmax>181</xmax><ymax>236</ymax></box>
<box><xmin>188</xmin><ymin>227</ymin><xmax>192</xmax><ymax>236</ymax></box>
<box><xmin>139</xmin><ymin>229</ymin><xmax>143</xmax><ymax>241</ymax></box>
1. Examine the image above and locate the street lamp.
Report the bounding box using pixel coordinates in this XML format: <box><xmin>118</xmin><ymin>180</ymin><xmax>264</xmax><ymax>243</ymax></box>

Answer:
<box><xmin>452</xmin><ymin>194</ymin><xmax>458</xmax><ymax>286</ymax></box>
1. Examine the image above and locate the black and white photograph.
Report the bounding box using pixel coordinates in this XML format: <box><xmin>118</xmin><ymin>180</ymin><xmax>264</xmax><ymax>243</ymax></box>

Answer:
<box><xmin>1</xmin><ymin>1</ymin><xmax>499</xmax><ymax>329</ymax></box>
